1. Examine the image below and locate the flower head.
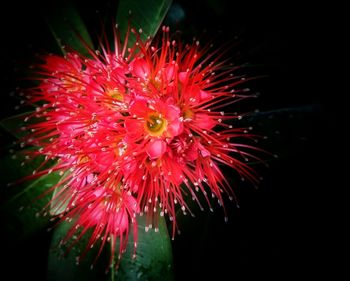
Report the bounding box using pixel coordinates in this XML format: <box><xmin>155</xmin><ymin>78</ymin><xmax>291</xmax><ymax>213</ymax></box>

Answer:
<box><xmin>22</xmin><ymin>25</ymin><xmax>262</xmax><ymax>266</ymax></box>
<box><xmin>59</xmin><ymin>184</ymin><xmax>139</xmax><ymax>268</ymax></box>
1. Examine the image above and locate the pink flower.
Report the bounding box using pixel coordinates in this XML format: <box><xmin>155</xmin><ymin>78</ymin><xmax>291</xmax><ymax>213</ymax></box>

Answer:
<box><xmin>23</xmin><ymin>34</ymin><xmax>136</xmax><ymax>265</ymax></box>
<box><xmin>116</xmin><ymin>26</ymin><xmax>262</xmax><ymax>237</ymax></box>
<box><xmin>58</xmin><ymin>185</ymin><xmax>139</xmax><ymax>268</ymax></box>
<box><xmin>22</xmin><ymin>25</ymin><xmax>262</xmax><ymax>266</ymax></box>
<box><xmin>124</xmin><ymin>96</ymin><xmax>183</xmax><ymax>159</ymax></box>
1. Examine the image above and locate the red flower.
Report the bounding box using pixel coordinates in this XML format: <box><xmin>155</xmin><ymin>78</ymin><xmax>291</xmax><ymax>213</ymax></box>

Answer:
<box><xmin>125</xmin><ymin>96</ymin><xmax>183</xmax><ymax>159</ymax></box>
<box><xmin>58</xmin><ymin>184</ymin><xmax>139</xmax><ymax>268</ymax></box>
<box><xmin>22</xmin><ymin>25</ymin><xmax>262</xmax><ymax>266</ymax></box>
<box><xmin>23</xmin><ymin>38</ymin><xmax>135</xmax><ymax>266</ymax></box>
<box><xmin>118</xmin><ymin>27</ymin><xmax>262</xmax><ymax>236</ymax></box>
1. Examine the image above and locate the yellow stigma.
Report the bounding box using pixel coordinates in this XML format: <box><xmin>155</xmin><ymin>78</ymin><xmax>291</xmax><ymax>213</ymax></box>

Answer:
<box><xmin>78</xmin><ymin>155</ymin><xmax>90</xmax><ymax>164</ymax></box>
<box><xmin>145</xmin><ymin>113</ymin><xmax>167</xmax><ymax>136</ymax></box>
<box><xmin>183</xmin><ymin>109</ymin><xmax>193</xmax><ymax>120</ymax></box>
<box><xmin>63</xmin><ymin>74</ymin><xmax>83</xmax><ymax>92</ymax></box>
<box><xmin>106</xmin><ymin>88</ymin><xmax>124</xmax><ymax>101</ymax></box>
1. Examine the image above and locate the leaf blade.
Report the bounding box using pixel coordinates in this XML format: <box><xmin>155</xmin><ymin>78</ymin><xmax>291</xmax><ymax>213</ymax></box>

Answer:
<box><xmin>45</xmin><ymin>2</ymin><xmax>94</xmax><ymax>55</ymax></box>
<box><xmin>0</xmin><ymin>112</ymin><xmax>32</xmax><ymax>139</ymax></box>
<box><xmin>0</xmin><ymin>152</ymin><xmax>60</xmax><ymax>239</ymax></box>
<box><xmin>116</xmin><ymin>0</ymin><xmax>173</xmax><ymax>47</ymax></box>
<box><xmin>114</xmin><ymin>215</ymin><xmax>174</xmax><ymax>281</ymax></box>
<box><xmin>46</xmin><ymin>214</ymin><xmax>173</xmax><ymax>281</ymax></box>
<box><xmin>47</xmin><ymin>221</ymin><xmax>107</xmax><ymax>281</ymax></box>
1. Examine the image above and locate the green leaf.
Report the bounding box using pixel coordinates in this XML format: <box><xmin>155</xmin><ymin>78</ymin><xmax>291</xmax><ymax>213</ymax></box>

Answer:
<box><xmin>0</xmin><ymin>152</ymin><xmax>60</xmax><ymax>239</ymax></box>
<box><xmin>0</xmin><ymin>112</ymin><xmax>32</xmax><ymax>139</ymax></box>
<box><xmin>47</xmin><ymin>221</ymin><xmax>107</xmax><ymax>281</ymax></box>
<box><xmin>46</xmin><ymin>215</ymin><xmax>173</xmax><ymax>281</ymax></box>
<box><xmin>114</xmin><ymin>215</ymin><xmax>174</xmax><ymax>281</ymax></box>
<box><xmin>49</xmin><ymin>175</ymin><xmax>70</xmax><ymax>216</ymax></box>
<box><xmin>116</xmin><ymin>0</ymin><xmax>173</xmax><ymax>48</ymax></box>
<box><xmin>49</xmin><ymin>170</ymin><xmax>74</xmax><ymax>216</ymax></box>
<box><xmin>45</xmin><ymin>2</ymin><xmax>94</xmax><ymax>56</ymax></box>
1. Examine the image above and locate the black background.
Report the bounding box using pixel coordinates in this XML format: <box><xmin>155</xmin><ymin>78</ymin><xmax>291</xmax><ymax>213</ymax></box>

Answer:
<box><xmin>0</xmin><ymin>0</ymin><xmax>335</xmax><ymax>280</ymax></box>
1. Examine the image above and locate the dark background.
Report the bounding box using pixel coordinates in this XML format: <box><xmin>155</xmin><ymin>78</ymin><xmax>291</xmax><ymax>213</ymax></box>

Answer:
<box><xmin>0</xmin><ymin>0</ymin><xmax>335</xmax><ymax>280</ymax></box>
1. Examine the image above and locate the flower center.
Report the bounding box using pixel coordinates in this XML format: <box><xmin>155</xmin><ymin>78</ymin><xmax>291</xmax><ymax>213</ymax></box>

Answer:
<box><xmin>183</xmin><ymin>109</ymin><xmax>193</xmax><ymax>120</ymax></box>
<box><xmin>78</xmin><ymin>155</ymin><xmax>90</xmax><ymax>164</ymax></box>
<box><xmin>63</xmin><ymin>75</ymin><xmax>83</xmax><ymax>92</ymax></box>
<box><xmin>145</xmin><ymin>113</ymin><xmax>167</xmax><ymax>136</ymax></box>
<box><xmin>106</xmin><ymin>88</ymin><xmax>124</xmax><ymax>101</ymax></box>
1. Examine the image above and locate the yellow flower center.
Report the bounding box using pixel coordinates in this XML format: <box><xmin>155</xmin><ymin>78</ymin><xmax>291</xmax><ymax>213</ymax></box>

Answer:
<box><xmin>106</xmin><ymin>88</ymin><xmax>124</xmax><ymax>101</ymax></box>
<box><xmin>183</xmin><ymin>109</ymin><xmax>193</xmax><ymax>120</ymax></box>
<box><xmin>78</xmin><ymin>155</ymin><xmax>90</xmax><ymax>163</ymax></box>
<box><xmin>145</xmin><ymin>113</ymin><xmax>167</xmax><ymax>136</ymax></box>
<box><xmin>63</xmin><ymin>75</ymin><xmax>83</xmax><ymax>92</ymax></box>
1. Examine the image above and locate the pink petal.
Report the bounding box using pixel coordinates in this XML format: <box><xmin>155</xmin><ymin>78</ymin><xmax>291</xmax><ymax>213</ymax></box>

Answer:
<box><xmin>194</xmin><ymin>113</ymin><xmax>216</xmax><ymax>130</ymax></box>
<box><xmin>146</xmin><ymin>139</ymin><xmax>167</xmax><ymax>159</ymax></box>
<box><xmin>168</xmin><ymin>120</ymin><xmax>183</xmax><ymax>137</ymax></box>
<box><xmin>131</xmin><ymin>58</ymin><xmax>150</xmax><ymax>78</ymax></box>
<box><xmin>165</xmin><ymin>104</ymin><xmax>180</xmax><ymax>121</ymax></box>
<box><xmin>199</xmin><ymin>90</ymin><xmax>212</xmax><ymax>101</ymax></box>
<box><xmin>92</xmin><ymin>187</ymin><xmax>105</xmax><ymax>198</ymax></box>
